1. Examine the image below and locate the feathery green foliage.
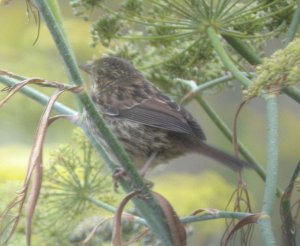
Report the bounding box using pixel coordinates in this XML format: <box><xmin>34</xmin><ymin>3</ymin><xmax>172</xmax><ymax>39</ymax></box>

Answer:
<box><xmin>33</xmin><ymin>129</ymin><xmax>115</xmax><ymax>244</ymax></box>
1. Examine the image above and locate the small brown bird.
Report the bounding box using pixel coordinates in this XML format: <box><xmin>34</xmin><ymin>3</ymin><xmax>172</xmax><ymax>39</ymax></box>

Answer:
<box><xmin>80</xmin><ymin>56</ymin><xmax>251</xmax><ymax>172</ymax></box>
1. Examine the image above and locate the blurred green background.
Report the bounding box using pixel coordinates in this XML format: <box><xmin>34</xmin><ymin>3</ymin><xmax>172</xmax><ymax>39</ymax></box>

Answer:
<box><xmin>0</xmin><ymin>1</ymin><xmax>300</xmax><ymax>245</ymax></box>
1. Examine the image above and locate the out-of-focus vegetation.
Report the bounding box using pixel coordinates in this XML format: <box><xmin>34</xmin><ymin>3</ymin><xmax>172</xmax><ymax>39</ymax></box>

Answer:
<box><xmin>0</xmin><ymin>0</ymin><xmax>300</xmax><ymax>245</ymax></box>
<box><xmin>0</xmin><ymin>1</ymin><xmax>96</xmax><ymax>145</ymax></box>
<box><xmin>70</xmin><ymin>0</ymin><xmax>295</xmax><ymax>98</ymax></box>
<box><xmin>0</xmin><ymin>129</ymin><xmax>238</xmax><ymax>245</ymax></box>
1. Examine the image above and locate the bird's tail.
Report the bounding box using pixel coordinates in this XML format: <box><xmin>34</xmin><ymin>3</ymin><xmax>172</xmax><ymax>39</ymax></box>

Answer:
<box><xmin>196</xmin><ymin>142</ymin><xmax>251</xmax><ymax>171</ymax></box>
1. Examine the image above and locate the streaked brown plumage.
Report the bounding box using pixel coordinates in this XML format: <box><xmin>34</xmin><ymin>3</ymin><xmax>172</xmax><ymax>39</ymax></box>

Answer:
<box><xmin>80</xmin><ymin>56</ymin><xmax>251</xmax><ymax>171</ymax></box>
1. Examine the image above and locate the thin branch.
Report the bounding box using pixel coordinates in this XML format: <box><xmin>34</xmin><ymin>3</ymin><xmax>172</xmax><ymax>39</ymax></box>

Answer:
<box><xmin>87</xmin><ymin>195</ymin><xmax>259</xmax><ymax>228</ymax></box>
<box><xmin>195</xmin><ymin>96</ymin><xmax>269</xmax><ymax>184</ymax></box>
<box><xmin>178</xmin><ymin>74</ymin><xmax>235</xmax><ymax>104</ymax></box>
<box><xmin>181</xmin><ymin>210</ymin><xmax>253</xmax><ymax>224</ymax></box>
<box><xmin>258</xmin><ymin>94</ymin><xmax>279</xmax><ymax>246</ymax></box>
<box><xmin>86</xmin><ymin>195</ymin><xmax>148</xmax><ymax>226</ymax></box>
<box><xmin>207</xmin><ymin>27</ymin><xmax>252</xmax><ymax>87</ymax></box>
<box><xmin>0</xmin><ymin>76</ymin><xmax>76</xmax><ymax>116</ymax></box>
<box><xmin>176</xmin><ymin>76</ymin><xmax>269</xmax><ymax>189</ymax></box>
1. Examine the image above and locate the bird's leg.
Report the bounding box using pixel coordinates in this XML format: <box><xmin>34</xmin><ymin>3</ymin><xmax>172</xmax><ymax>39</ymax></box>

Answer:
<box><xmin>139</xmin><ymin>152</ymin><xmax>158</xmax><ymax>178</ymax></box>
<box><xmin>113</xmin><ymin>152</ymin><xmax>158</xmax><ymax>191</ymax></box>
<box><xmin>112</xmin><ymin>168</ymin><xmax>130</xmax><ymax>191</ymax></box>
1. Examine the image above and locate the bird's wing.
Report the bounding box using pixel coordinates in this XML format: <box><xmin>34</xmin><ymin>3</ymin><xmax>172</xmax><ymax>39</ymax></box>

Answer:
<box><xmin>103</xmin><ymin>97</ymin><xmax>206</xmax><ymax>140</ymax></box>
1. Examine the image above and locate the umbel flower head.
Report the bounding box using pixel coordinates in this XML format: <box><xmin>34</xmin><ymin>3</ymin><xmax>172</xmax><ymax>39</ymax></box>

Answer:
<box><xmin>34</xmin><ymin>129</ymin><xmax>115</xmax><ymax>243</ymax></box>
<box><xmin>245</xmin><ymin>38</ymin><xmax>300</xmax><ymax>98</ymax></box>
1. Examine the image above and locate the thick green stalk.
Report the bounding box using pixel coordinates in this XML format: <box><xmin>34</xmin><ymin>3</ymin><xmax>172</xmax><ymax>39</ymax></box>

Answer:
<box><xmin>262</xmin><ymin>95</ymin><xmax>279</xmax><ymax>215</ymax></box>
<box><xmin>34</xmin><ymin>1</ymin><xmax>173</xmax><ymax>245</ymax></box>
<box><xmin>258</xmin><ymin>215</ymin><xmax>277</xmax><ymax>246</ymax></box>
<box><xmin>258</xmin><ymin>94</ymin><xmax>279</xmax><ymax>246</ymax></box>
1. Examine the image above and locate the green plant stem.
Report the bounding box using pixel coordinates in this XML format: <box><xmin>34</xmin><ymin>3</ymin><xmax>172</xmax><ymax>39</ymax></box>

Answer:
<box><xmin>207</xmin><ymin>27</ymin><xmax>252</xmax><ymax>87</ymax></box>
<box><xmin>86</xmin><ymin>195</ymin><xmax>148</xmax><ymax>226</ymax></box>
<box><xmin>86</xmin><ymin>195</ymin><xmax>124</xmax><ymax>215</ymax></box>
<box><xmin>222</xmin><ymin>34</ymin><xmax>263</xmax><ymax>65</ymax></box>
<box><xmin>87</xmin><ymin>195</ymin><xmax>255</xmax><ymax>226</ymax></box>
<box><xmin>181</xmin><ymin>211</ymin><xmax>252</xmax><ymax>224</ymax></box>
<box><xmin>178</xmin><ymin>72</ymin><xmax>255</xmax><ymax>103</ymax></box>
<box><xmin>198</xmin><ymin>95</ymin><xmax>283</xmax><ymax>196</ymax></box>
<box><xmin>34</xmin><ymin>1</ymin><xmax>173</xmax><ymax>245</ymax></box>
<box><xmin>0</xmin><ymin>76</ymin><xmax>76</xmax><ymax>116</ymax></box>
<box><xmin>262</xmin><ymin>95</ymin><xmax>279</xmax><ymax>214</ymax></box>
<box><xmin>258</xmin><ymin>214</ymin><xmax>277</xmax><ymax>246</ymax></box>
<box><xmin>177</xmin><ymin>75</ymin><xmax>234</xmax><ymax>96</ymax></box>
<box><xmin>285</xmin><ymin>0</ymin><xmax>300</xmax><ymax>46</ymax></box>
<box><xmin>177</xmin><ymin>75</ymin><xmax>268</xmax><ymax>183</ymax></box>
<box><xmin>282</xmin><ymin>87</ymin><xmax>300</xmax><ymax>104</ymax></box>
<box><xmin>258</xmin><ymin>94</ymin><xmax>279</xmax><ymax>246</ymax></box>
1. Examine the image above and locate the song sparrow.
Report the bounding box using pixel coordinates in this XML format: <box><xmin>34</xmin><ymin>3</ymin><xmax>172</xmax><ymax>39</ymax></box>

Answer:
<box><xmin>80</xmin><ymin>56</ymin><xmax>251</xmax><ymax>171</ymax></box>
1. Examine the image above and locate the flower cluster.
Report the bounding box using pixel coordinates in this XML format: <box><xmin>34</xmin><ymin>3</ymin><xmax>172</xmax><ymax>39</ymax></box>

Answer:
<box><xmin>245</xmin><ymin>38</ymin><xmax>300</xmax><ymax>98</ymax></box>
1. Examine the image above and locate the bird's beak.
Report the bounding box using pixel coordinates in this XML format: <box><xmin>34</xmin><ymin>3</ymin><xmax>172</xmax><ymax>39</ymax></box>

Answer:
<box><xmin>79</xmin><ymin>63</ymin><xmax>92</xmax><ymax>73</ymax></box>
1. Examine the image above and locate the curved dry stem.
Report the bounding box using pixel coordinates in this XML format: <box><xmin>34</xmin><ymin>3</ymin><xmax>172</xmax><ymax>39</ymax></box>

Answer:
<box><xmin>232</xmin><ymin>99</ymin><xmax>250</xmax><ymax>158</ymax></box>
<box><xmin>0</xmin><ymin>79</ymin><xmax>82</xmax><ymax>245</ymax></box>
<box><xmin>222</xmin><ymin>213</ymin><xmax>261</xmax><ymax>246</ymax></box>
<box><xmin>222</xmin><ymin>183</ymin><xmax>254</xmax><ymax>246</ymax></box>
<box><xmin>152</xmin><ymin>192</ymin><xmax>186</xmax><ymax>246</ymax></box>
<box><xmin>112</xmin><ymin>191</ymin><xmax>139</xmax><ymax>246</ymax></box>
